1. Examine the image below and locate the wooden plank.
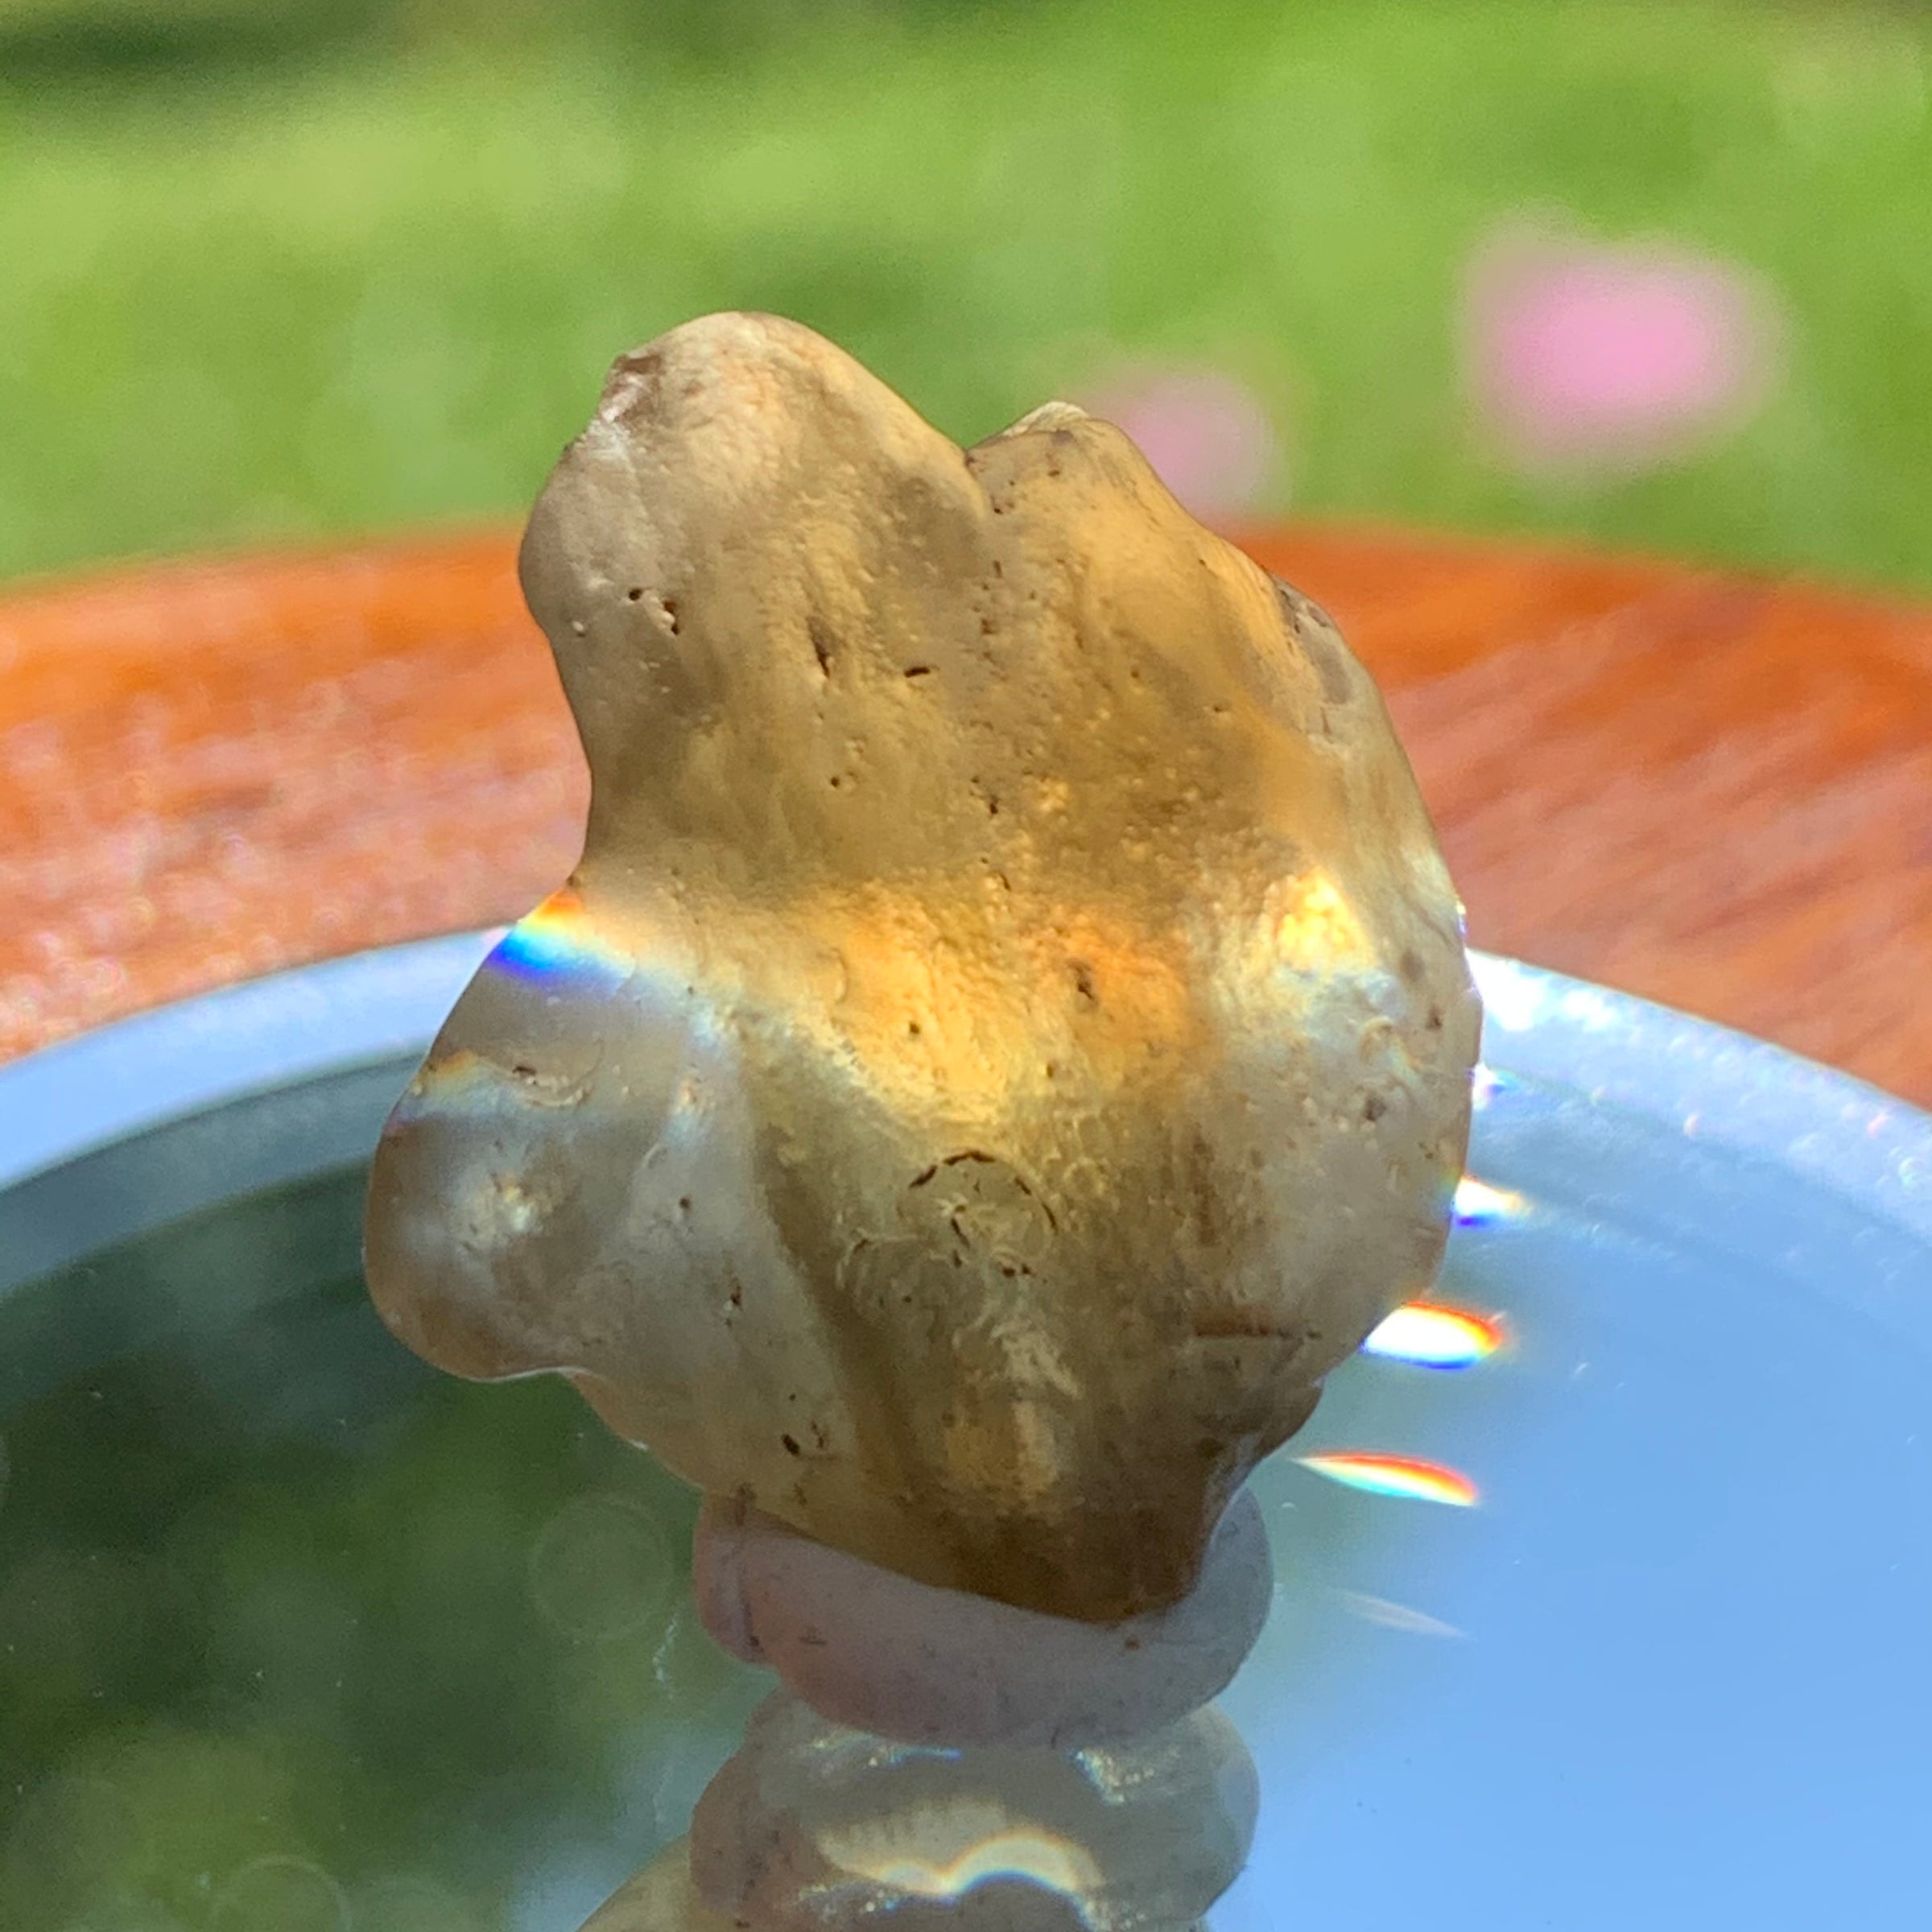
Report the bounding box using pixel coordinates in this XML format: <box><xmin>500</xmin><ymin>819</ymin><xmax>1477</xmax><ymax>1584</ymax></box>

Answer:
<box><xmin>3</xmin><ymin>524</ymin><xmax>1927</xmax><ymax>1103</ymax></box>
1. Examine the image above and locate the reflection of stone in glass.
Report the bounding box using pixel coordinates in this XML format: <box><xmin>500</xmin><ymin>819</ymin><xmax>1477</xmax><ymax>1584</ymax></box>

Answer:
<box><xmin>364</xmin><ymin>312</ymin><xmax>1480</xmax><ymax>1628</ymax></box>
<box><xmin>687</xmin><ymin>1692</ymin><xmax>1255</xmax><ymax>1932</ymax></box>
<box><xmin>580</xmin><ymin>1840</ymin><xmax>727</xmax><ymax>1931</ymax></box>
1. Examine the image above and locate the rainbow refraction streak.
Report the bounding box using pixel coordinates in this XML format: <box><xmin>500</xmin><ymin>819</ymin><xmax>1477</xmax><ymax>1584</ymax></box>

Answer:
<box><xmin>1360</xmin><ymin>1300</ymin><xmax>1506</xmax><ymax>1369</ymax></box>
<box><xmin>1470</xmin><ymin>1063</ymin><xmax>1513</xmax><ymax>1109</ymax></box>
<box><xmin>1451</xmin><ymin>1175</ymin><xmax>1526</xmax><ymax>1227</ymax></box>
<box><xmin>491</xmin><ymin>891</ymin><xmax>635</xmax><ymax>989</ymax></box>
<box><xmin>1294</xmin><ymin>1453</ymin><xmax>1480</xmax><ymax>1507</ymax></box>
<box><xmin>848</xmin><ymin>1827</ymin><xmax>1101</xmax><ymax>1901</ymax></box>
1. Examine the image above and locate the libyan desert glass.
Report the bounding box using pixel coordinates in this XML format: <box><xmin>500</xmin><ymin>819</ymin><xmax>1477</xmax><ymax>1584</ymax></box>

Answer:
<box><xmin>365</xmin><ymin>314</ymin><xmax>1480</xmax><ymax>1627</ymax></box>
<box><xmin>0</xmin><ymin>942</ymin><xmax>1928</xmax><ymax>1929</ymax></box>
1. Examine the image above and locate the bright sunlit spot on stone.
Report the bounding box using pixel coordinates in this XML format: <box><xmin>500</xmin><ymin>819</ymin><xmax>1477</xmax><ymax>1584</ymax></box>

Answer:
<box><xmin>1360</xmin><ymin>1300</ymin><xmax>1507</xmax><ymax>1368</ymax></box>
<box><xmin>1296</xmin><ymin>1452</ymin><xmax>1480</xmax><ymax>1507</ymax></box>
<box><xmin>1272</xmin><ymin>872</ymin><xmax>1372</xmax><ymax>970</ymax></box>
<box><xmin>1453</xmin><ymin>1175</ymin><xmax>1526</xmax><ymax>1227</ymax></box>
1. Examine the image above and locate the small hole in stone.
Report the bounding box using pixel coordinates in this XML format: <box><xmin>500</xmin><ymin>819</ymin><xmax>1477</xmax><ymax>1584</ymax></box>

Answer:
<box><xmin>626</xmin><ymin>587</ymin><xmax>644</xmax><ymax>602</ymax></box>
<box><xmin>903</xmin><ymin>664</ymin><xmax>932</xmax><ymax>679</ymax></box>
<box><xmin>782</xmin><ymin>1434</ymin><xmax>802</xmax><ymax>1456</ymax></box>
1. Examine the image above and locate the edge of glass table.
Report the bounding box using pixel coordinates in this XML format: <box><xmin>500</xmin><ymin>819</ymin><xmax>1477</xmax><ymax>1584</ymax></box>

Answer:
<box><xmin>3</xmin><ymin>937</ymin><xmax>1926</xmax><ymax>1286</ymax></box>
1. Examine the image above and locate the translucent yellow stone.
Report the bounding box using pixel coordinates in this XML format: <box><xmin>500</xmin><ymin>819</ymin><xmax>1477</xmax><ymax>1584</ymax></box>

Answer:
<box><xmin>363</xmin><ymin>312</ymin><xmax>1479</xmax><ymax>1622</ymax></box>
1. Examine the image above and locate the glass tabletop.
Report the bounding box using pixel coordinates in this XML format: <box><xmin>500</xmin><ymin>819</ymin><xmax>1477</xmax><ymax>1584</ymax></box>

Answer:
<box><xmin>1</xmin><ymin>944</ymin><xmax>1927</xmax><ymax>1930</ymax></box>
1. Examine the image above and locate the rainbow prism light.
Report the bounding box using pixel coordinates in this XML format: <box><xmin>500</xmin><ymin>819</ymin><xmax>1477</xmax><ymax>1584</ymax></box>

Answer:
<box><xmin>1294</xmin><ymin>1452</ymin><xmax>1480</xmax><ymax>1508</ymax></box>
<box><xmin>1451</xmin><ymin>1175</ymin><xmax>1526</xmax><ymax>1228</ymax></box>
<box><xmin>1360</xmin><ymin>1300</ymin><xmax>1508</xmax><ymax>1370</ymax></box>
<box><xmin>492</xmin><ymin>889</ymin><xmax>636</xmax><ymax>989</ymax></box>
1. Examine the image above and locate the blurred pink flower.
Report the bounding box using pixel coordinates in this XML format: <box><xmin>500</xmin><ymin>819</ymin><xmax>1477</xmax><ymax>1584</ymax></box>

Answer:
<box><xmin>1080</xmin><ymin>364</ymin><xmax>1282</xmax><ymax>518</ymax></box>
<box><xmin>1462</xmin><ymin>222</ymin><xmax>1784</xmax><ymax>477</ymax></box>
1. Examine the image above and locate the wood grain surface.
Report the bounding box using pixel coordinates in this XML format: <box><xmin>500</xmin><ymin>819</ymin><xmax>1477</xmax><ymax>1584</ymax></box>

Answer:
<box><xmin>2</xmin><ymin>524</ymin><xmax>1927</xmax><ymax>1103</ymax></box>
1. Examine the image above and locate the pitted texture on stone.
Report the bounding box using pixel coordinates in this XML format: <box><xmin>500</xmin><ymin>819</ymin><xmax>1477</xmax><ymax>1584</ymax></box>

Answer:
<box><xmin>363</xmin><ymin>312</ymin><xmax>1480</xmax><ymax>1622</ymax></box>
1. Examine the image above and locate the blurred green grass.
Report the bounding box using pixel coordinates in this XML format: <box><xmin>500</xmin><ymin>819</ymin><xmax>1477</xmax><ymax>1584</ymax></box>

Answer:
<box><xmin>2</xmin><ymin>0</ymin><xmax>1930</xmax><ymax>588</ymax></box>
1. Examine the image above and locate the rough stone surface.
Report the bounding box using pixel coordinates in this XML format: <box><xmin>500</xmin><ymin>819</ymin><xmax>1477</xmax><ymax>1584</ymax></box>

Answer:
<box><xmin>688</xmin><ymin>1690</ymin><xmax>1254</xmax><ymax>1932</ymax></box>
<box><xmin>694</xmin><ymin>1487</ymin><xmax>1272</xmax><ymax>1749</ymax></box>
<box><xmin>363</xmin><ymin>312</ymin><xmax>1480</xmax><ymax>1621</ymax></box>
